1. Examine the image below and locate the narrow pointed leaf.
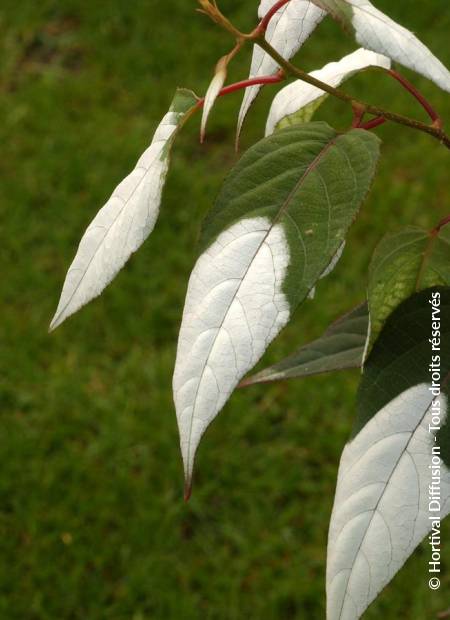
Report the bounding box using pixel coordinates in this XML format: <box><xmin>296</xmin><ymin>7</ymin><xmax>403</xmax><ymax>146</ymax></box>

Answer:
<box><xmin>237</xmin><ymin>0</ymin><xmax>325</xmax><ymax>138</ymax></box>
<box><xmin>266</xmin><ymin>48</ymin><xmax>390</xmax><ymax>136</ymax></box>
<box><xmin>173</xmin><ymin>122</ymin><xmax>380</xmax><ymax>488</ymax></box>
<box><xmin>50</xmin><ymin>88</ymin><xmax>198</xmax><ymax>330</ymax></box>
<box><xmin>242</xmin><ymin>303</ymin><xmax>368</xmax><ymax>385</ymax></box>
<box><xmin>312</xmin><ymin>0</ymin><xmax>450</xmax><ymax>92</ymax></box>
<box><xmin>367</xmin><ymin>225</ymin><xmax>450</xmax><ymax>355</ymax></box>
<box><xmin>201</xmin><ymin>58</ymin><xmax>227</xmax><ymax>143</ymax></box>
<box><xmin>327</xmin><ymin>288</ymin><xmax>450</xmax><ymax>620</ymax></box>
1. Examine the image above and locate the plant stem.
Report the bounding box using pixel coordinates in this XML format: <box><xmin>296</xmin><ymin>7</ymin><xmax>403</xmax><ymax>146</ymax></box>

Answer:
<box><xmin>217</xmin><ymin>72</ymin><xmax>285</xmax><ymax>100</ymax></box>
<box><xmin>387</xmin><ymin>69</ymin><xmax>442</xmax><ymax>126</ymax></box>
<box><xmin>432</xmin><ymin>213</ymin><xmax>450</xmax><ymax>233</ymax></box>
<box><xmin>254</xmin><ymin>34</ymin><xmax>450</xmax><ymax>148</ymax></box>
<box><xmin>351</xmin><ymin>102</ymin><xmax>366</xmax><ymax>127</ymax></box>
<box><xmin>257</xmin><ymin>0</ymin><xmax>291</xmax><ymax>33</ymax></box>
<box><xmin>197</xmin><ymin>0</ymin><xmax>249</xmax><ymax>40</ymax></box>
<box><xmin>195</xmin><ymin>71</ymin><xmax>285</xmax><ymax>109</ymax></box>
<box><xmin>359</xmin><ymin>116</ymin><xmax>386</xmax><ymax>131</ymax></box>
<box><xmin>198</xmin><ymin>1</ymin><xmax>450</xmax><ymax>148</ymax></box>
<box><xmin>178</xmin><ymin>71</ymin><xmax>285</xmax><ymax>137</ymax></box>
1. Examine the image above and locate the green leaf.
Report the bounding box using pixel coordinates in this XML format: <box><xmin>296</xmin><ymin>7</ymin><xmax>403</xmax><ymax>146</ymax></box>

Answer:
<box><xmin>367</xmin><ymin>225</ymin><xmax>450</xmax><ymax>354</ymax></box>
<box><xmin>328</xmin><ymin>288</ymin><xmax>450</xmax><ymax>620</ymax></box>
<box><xmin>173</xmin><ymin>121</ymin><xmax>380</xmax><ymax>490</ymax></box>
<box><xmin>242</xmin><ymin>303</ymin><xmax>368</xmax><ymax>385</ymax></box>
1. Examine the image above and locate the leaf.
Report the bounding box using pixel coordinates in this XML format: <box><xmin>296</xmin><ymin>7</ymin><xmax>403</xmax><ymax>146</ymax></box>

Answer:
<box><xmin>50</xmin><ymin>88</ymin><xmax>198</xmax><ymax>331</ymax></box>
<box><xmin>242</xmin><ymin>303</ymin><xmax>368</xmax><ymax>385</ymax></box>
<box><xmin>237</xmin><ymin>0</ymin><xmax>326</xmax><ymax>139</ymax></box>
<box><xmin>308</xmin><ymin>239</ymin><xmax>346</xmax><ymax>300</ymax></box>
<box><xmin>201</xmin><ymin>56</ymin><xmax>227</xmax><ymax>143</ymax></box>
<box><xmin>367</xmin><ymin>225</ymin><xmax>450</xmax><ymax>355</ymax></box>
<box><xmin>312</xmin><ymin>0</ymin><xmax>450</xmax><ymax>92</ymax></box>
<box><xmin>327</xmin><ymin>287</ymin><xmax>450</xmax><ymax>620</ymax></box>
<box><xmin>265</xmin><ymin>48</ymin><xmax>390</xmax><ymax>136</ymax></box>
<box><xmin>173</xmin><ymin>122</ymin><xmax>380</xmax><ymax>490</ymax></box>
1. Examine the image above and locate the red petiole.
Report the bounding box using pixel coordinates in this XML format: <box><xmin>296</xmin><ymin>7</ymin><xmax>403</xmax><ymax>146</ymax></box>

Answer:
<box><xmin>354</xmin><ymin>69</ymin><xmax>442</xmax><ymax>133</ymax></box>
<box><xmin>387</xmin><ymin>69</ymin><xmax>442</xmax><ymax>127</ymax></box>
<box><xmin>195</xmin><ymin>71</ymin><xmax>285</xmax><ymax>109</ymax></box>
<box><xmin>257</xmin><ymin>0</ymin><xmax>292</xmax><ymax>33</ymax></box>
<box><xmin>359</xmin><ymin>116</ymin><xmax>386</xmax><ymax>131</ymax></box>
<box><xmin>433</xmin><ymin>214</ymin><xmax>450</xmax><ymax>234</ymax></box>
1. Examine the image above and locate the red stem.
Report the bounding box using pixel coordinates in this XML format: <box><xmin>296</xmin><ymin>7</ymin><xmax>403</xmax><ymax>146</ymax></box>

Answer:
<box><xmin>258</xmin><ymin>0</ymin><xmax>292</xmax><ymax>32</ymax></box>
<box><xmin>359</xmin><ymin>116</ymin><xmax>386</xmax><ymax>131</ymax></box>
<box><xmin>387</xmin><ymin>69</ymin><xmax>442</xmax><ymax>126</ymax></box>
<box><xmin>351</xmin><ymin>102</ymin><xmax>365</xmax><ymax>128</ymax></box>
<box><xmin>196</xmin><ymin>72</ymin><xmax>285</xmax><ymax>108</ymax></box>
<box><xmin>433</xmin><ymin>213</ymin><xmax>450</xmax><ymax>234</ymax></box>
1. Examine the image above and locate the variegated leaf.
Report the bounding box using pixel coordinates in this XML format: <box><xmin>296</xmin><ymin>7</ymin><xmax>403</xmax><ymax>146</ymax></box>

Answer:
<box><xmin>173</xmin><ymin>122</ymin><xmax>380</xmax><ymax>491</ymax></box>
<box><xmin>327</xmin><ymin>288</ymin><xmax>450</xmax><ymax>620</ymax></box>
<box><xmin>266</xmin><ymin>48</ymin><xmax>390</xmax><ymax>135</ymax></box>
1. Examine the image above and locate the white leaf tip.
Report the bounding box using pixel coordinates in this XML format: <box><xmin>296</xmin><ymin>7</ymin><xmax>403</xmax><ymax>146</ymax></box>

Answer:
<box><xmin>49</xmin><ymin>313</ymin><xmax>63</xmax><ymax>332</ymax></box>
<box><xmin>174</xmin><ymin>217</ymin><xmax>291</xmax><ymax>495</ymax></box>
<box><xmin>200</xmin><ymin>68</ymin><xmax>226</xmax><ymax>144</ymax></box>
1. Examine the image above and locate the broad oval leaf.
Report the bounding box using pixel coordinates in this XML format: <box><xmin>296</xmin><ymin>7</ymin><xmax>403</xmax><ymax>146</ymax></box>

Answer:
<box><xmin>327</xmin><ymin>288</ymin><xmax>450</xmax><ymax>620</ymax></box>
<box><xmin>173</xmin><ymin>122</ymin><xmax>380</xmax><ymax>490</ymax></box>
<box><xmin>237</xmin><ymin>0</ymin><xmax>325</xmax><ymax>139</ymax></box>
<box><xmin>242</xmin><ymin>303</ymin><xmax>368</xmax><ymax>385</ymax></box>
<box><xmin>50</xmin><ymin>88</ymin><xmax>198</xmax><ymax>330</ymax></box>
<box><xmin>367</xmin><ymin>225</ymin><xmax>450</xmax><ymax>355</ymax></box>
<box><xmin>265</xmin><ymin>48</ymin><xmax>390</xmax><ymax>136</ymax></box>
<box><xmin>312</xmin><ymin>0</ymin><xmax>450</xmax><ymax>92</ymax></box>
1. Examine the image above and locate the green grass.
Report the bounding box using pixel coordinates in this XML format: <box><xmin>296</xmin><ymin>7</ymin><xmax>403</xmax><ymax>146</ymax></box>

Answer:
<box><xmin>1</xmin><ymin>1</ymin><xmax>450</xmax><ymax>618</ymax></box>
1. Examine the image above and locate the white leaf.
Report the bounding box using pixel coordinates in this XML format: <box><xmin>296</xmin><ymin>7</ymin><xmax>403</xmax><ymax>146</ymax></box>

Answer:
<box><xmin>237</xmin><ymin>0</ymin><xmax>325</xmax><ymax>138</ymax></box>
<box><xmin>266</xmin><ymin>48</ymin><xmax>390</xmax><ymax>135</ymax></box>
<box><xmin>50</xmin><ymin>89</ymin><xmax>197</xmax><ymax>330</ymax></box>
<box><xmin>201</xmin><ymin>58</ymin><xmax>227</xmax><ymax>143</ymax></box>
<box><xmin>314</xmin><ymin>0</ymin><xmax>450</xmax><ymax>92</ymax></box>
<box><xmin>327</xmin><ymin>385</ymin><xmax>450</xmax><ymax>620</ymax></box>
<box><xmin>173</xmin><ymin>217</ymin><xmax>290</xmax><ymax>488</ymax></box>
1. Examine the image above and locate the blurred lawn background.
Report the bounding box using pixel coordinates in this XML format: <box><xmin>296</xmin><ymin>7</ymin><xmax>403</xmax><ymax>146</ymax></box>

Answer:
<box><xmin>1</xmin><ymin>1</ymin><xmax>450</xmax><ymax>618</ymax></box>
